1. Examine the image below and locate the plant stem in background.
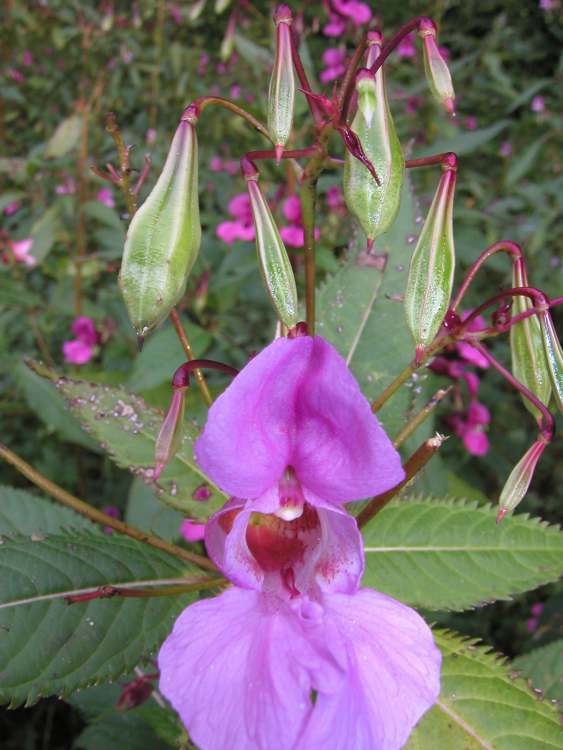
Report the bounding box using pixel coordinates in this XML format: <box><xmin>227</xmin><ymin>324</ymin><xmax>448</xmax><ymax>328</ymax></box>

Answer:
<box><xmin>0</xmin><ymin>443</ymin><xmax>217</xmax><ymax>573</ymax></box>
<box><xmin>188</xmin><ymin>96</ymin><xmax>273</xmax><ymax>143</ymax></box>
<box><xmin>356</xmin><ymin>434</ymin><xmax>446</xmax><ymax>528</ymax></box>
<box><xmin>170</xmin><ymin>309</ymin><xmax>213</xmax><ymax>406</ymax></box>
<box><xmin>393</xmin><ymin>386</ymin><xmax>452</xmax><ymax>447</ymax></box>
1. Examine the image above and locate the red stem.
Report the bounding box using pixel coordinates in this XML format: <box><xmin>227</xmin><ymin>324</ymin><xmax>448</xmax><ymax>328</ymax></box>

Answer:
<box><xmin>451</xmin><ymin>241</ymin><xmax>523</xmax><ymax>312</ymax></box>
<box><xmin>337</xmin><ymin>33</ymin><xmax>369</xmax><ymax>125</ymax></box>
<box><xmin>290</xmin><ymin>27</ymin><xmax>323</xmax><ymax>127</ymax></box>
<box><xmin>457</xmin><ymin>286</ymin><xmax>550</xmax><ymax>335</ymax></box>
<box><xmin>244</xmin><ymin>147</ymin><xmax>318</xmax><ymax>163</ymax></box>
<box><xmin>405</xmin><ymin>152</ymin><xmax>458</xmax><ymax>169</ymax></box>
<box><xmin>172</xmin><ymin>359</ymin><xmax>238</xmax><ymax>390</ymax></box>
<box><xmin>133</xmin><ymin>154</ymin><xmax>152</xmax><ymax>196</ymax></box>
<box><xmin>369</xmin><ymin>17</ymin><xmax>430</xmax><ymax>77</ymax></box>
<box><xmin>469</xmin><ymin>340</ymin><xmax>554</xmax><ymax>441</ymax></box>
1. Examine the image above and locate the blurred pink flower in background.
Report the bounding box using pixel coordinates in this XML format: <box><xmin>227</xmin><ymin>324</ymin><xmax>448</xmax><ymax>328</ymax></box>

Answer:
<box><xmin>326</xmin><ymin>185</ymin><xmax>345</xmax><ymax>213</ymax></box>
<box><xmin>500</xmin><ymin>141</ymin><xmax>512</xmax><ymax>157</ymax></box>
<box><xmin>320</xmin><ymin>48</ymin><xmax>346</xmax><ymax>84</ymax></box>
<box><xmin>8</xmin><ymin>238</ymin><xmax>36</xmax><ymax>267</ymax></box>
<box><xmin>465</xmin><ymin>116</ymin><xmax>478</xmax><ymax>130</ymax></box>
<box><xmin>7</xmin><ymin>68</ymin><xmax>24</xmax><ymax>83</ymax></box>
<box><xmin>101</xmin><ymin>505</ymin><xmax>120</xmax><ymax>534</ymax></box>
<box><xmin>146</xmin><ymin>128</ymin><xmax>157</xmax><ymax>145</ymax></box>
<box><xmin>4</xmin><ymin>201</ymin><xmax>21</xmax><ymax>216</ymax></box>
<box><xmin>169</xmin><ymin>3</ymin><xmax>182</xmax><ymax>24</ymax></box>
<box><xmin>526</xmin><ymin>602</ymin><xmax>545</xmax><ymax>632</ymax></box>
<box><xmin>63</xmin><ymin>316</ymin><xmax>99</xmax><ymax>365</ymax></box>
<box><xmin>216</xmin><ymin>193</ymin><xmax>255</xmax><ymax>244</ymax></box>
<box><xmin>230</xmin><ymin>84</ymin><xmax>241</xmax><ymax>100</ymax></box>
<box><xmin>397</xmin><ymin>33</ymin><xmax>416</xmax><ymax>58</ymax></box>
<box><xmin>22</xmin><ymin>51</ymin><xmax>33</xmax><ymax>67</ymax></box>
<box><xmin>323</xmin><ymin>13</ymin><xmax>346</xmax><ymax>36</ymax></box>
<box><xmin>331</xmin><ymin>0</ymin><xmax>372</xmax><ymax>25</ymax></box>
<box><xmin>531</xmin><ymin>95</ymin><xmax>545</xmax><ymax>113</ymax></box>
<box><xmin>180</xmin><ymin>519</ymin><xmax>206</xmax><ymax>543</ymax></box>
<box><xmin>55</xmin><ymin>175</ymin><xmax>76</xmax><ymax>195</ymax></box>
<box><xmin>280</xmin><ymin>195</ymin><xmax>320</xmax><ymax>248</ymax></box>
<box><xmin>96</xmin><ymin>187</ymin><xmax>115</xmax><ymax>208</ymax></box>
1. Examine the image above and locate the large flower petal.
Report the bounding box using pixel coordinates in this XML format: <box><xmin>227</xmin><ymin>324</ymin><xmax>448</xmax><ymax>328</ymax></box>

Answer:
<box><xmin>298</xmin><ymin>589</ymin><xmax>441</xmax><ymax>750</ymax></box>
<box><xmin>195</xmin><ymin>336</ymin><xmax>404</xmax><ymax>503</ymax></box>
<box><xmin>158</xmin><ymin>588</ymin><xmax>343</xmax><ymax>750</ymax></box>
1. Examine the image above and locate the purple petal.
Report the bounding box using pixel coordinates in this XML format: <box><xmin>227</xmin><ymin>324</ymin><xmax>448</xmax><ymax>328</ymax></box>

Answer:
<box><xmin>457</xmin><ymin>341</ymin><xmax>489</xmax><ymax>368</ymax></box>
<box><xmin>298</xmin><ymin>589</ymin><xmax>441</xmax><ymax>750</ymax></box>
<box><xmin>195</xmin><ymin>336</ymin><xmax>404</xmax><ymax>504</ymax></box>
<box><xmin>158</xmin><ymin>588</ymin><xmax>343</xmax><ymax>750</ymax></box>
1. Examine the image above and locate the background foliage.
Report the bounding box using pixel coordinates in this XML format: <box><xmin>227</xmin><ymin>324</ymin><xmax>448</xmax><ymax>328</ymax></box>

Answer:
<box><xmin>1</xmin><ymin>0</ymin><xmax>561</xmax><ymax>747</ymax></box>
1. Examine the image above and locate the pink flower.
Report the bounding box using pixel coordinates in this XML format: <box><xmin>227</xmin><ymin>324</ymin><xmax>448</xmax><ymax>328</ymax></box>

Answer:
<box><xmin>280</xmin><ymin>195</ymin><xmax>320</xmax><ymax>248</ymax></box>
<box><xmin>216</xmin><ymin>192</ymin><xmax>255</xmax><ymax>244</ymax></box>
<box><xmin>500</xmin><ymin>141</ymin><xmax>512</xmax><ymax>157</ymax></box>
<box><xmin>323</xmin><ymin>13</ymin><xmax>346</xmax><ymax>36</ymax></box>
<box><xmin>210</xmin><ymin>156</ymin><xmax>223</xmax><ymax>172</ymax></box>
<box><xmin>63</xmin><ymin>316</ymin><xmax>99</xmax><ymax>365</ymax></box>
<box><xmin>55</xmin><ymin>175</ymin><xmax>76</xmax><ymax>195</ymax></box>
<box><xmin>159</xmin><ymin>335</ymin><xmax>440</xmax><ymax>749</ymax></box>
<box><xmin>169</xmin><ymin>3</ymin><xmax>182</xmax><ymax>23</ymax></box>
<box><xmin>531</xmin><ymin>95</ymin><xmax>545</xmax><ymax>113</ymax></box>
<box><xmin>146</xmin><ymin>128</ymin><xmax>157</xmax><ymax>145</ymax></box>
<box><xmin>539</xmin><ymin>0</ymin><xmax>553</xmax><ymax>10</ymax></box>
<box><xmin>397</xmin><ymin>33</ymin><xmax>416</xmax><ymax>58</ymax></box>
<box><xmin>7</xmin><ymin>68</ymin><xmax>24</xmax><ymax>83</ymax></box>
<box><xmin>9</xmin><ymin>238</ymin><xmax>36</xmax><ymax>267</ymax></box>
<box><xmin>22</xmin><ymin>51</ymin><xmax>33</xmax><ymax>67</ymax></box>
<box><xmin>320</xmin><ymin>47</ymin><xmax>346</xmax><ymax>85</ymax></box>
<box><xmin>180</xmin><ymin>519</ymin><xmax>206</xmax><ymax>542</ymax></box>
<box><xmin>230</xmin><ymin>84</ymin><xmax>241</xmax><ymax>100</ymax></box>
<box><xmin>326</xmin><ymin>185</ymin><xmax>344</xmax><ymax>211</ymax></box>
<box><xmin>331</xmin><ymin>0</ymin><xmax>372</xmax><ymax>25</ymax></box>
<box><xmin>465</xmin><ymin>116</ymin><xmax>478</xmax><ymax>131</ymax></box>
<box><xmin>3</xmin><ymin>201</ymin><xmax>20</xmax><ymax>216</ymax></box>
<box><xmin>101</xmin><ymin>505</ymin><xmax>120</xmax><ymax>534</ymax></box>
<box><xmin>96</xmin><ymin>187</ymin><xmax>115</xmax><ymax>208</ymax></box>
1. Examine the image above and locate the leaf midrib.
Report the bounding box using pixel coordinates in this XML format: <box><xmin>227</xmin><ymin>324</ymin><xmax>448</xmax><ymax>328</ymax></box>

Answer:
<box><xmin>364</xmin><ymin>545</ymin><xmax>560</xmax><ymax>552</ymax></box>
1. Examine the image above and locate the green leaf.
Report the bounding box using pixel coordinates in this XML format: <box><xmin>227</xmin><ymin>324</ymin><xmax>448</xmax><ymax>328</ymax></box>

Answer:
<box><xmin>361</xmin><ymin>497</ymin><xmax>563</xmax><ymax>611</ymax></box>
<box><xmin>417</xmin><ymin>120</ymin><xmax>510</xmax><ymax>157</ymax></box>
<box><xmin>317</xmin><ymin>175</ymin><xmax>435</xmax><ymax>440</ymax></box>
<box><xmin>45</xmin><ymin>114</ymin><xmax>83</xmax><ymax>158</ymax></box>
<box><xmin>125</xmin><ymin>477</ymin><xmax>184</xmax><ymax>542</ymax></box>
<box><xmin>406</xmin><ymin>630</ymin><xmax>561</xmax><ymax>749</ymax></box>
<box><xmin>27</xmin><ymin>360</ymin><xmax>226</xmax><ymax>518</ymax></box>
<box><xmin>512</xmin><ymin>640</ymin><xmax>563</xmax><ymax>701</ymax></box>
<box><xmin>16</xmin><ymin>360</ymin><xmax>99</xmax><ymax>450</ymax></box>
<box><xmin>0</xmin><ymin>533</ymin><xmax>193</xmax><ymax>707</ymax></box>
<box><xmin>505</xmin><ymin>137</ymin><xmax>549</xmax><ymax>188</ymax></box>
<box><xmin>127</xmin><ymin>322</ymin><xmax>212</xmax><ymax>393</ymax></box>
<box><xmin>0</xmin><ymin>485</ymin><xmax>96</xmax><ymax>535</ymax></box>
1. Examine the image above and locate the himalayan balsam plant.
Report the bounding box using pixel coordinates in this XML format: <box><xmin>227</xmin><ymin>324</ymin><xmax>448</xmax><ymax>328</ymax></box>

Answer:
<box><xmin>1</xmin><ymin>5</ymin><xmax>562</xmax><ymax>750</ymax></box>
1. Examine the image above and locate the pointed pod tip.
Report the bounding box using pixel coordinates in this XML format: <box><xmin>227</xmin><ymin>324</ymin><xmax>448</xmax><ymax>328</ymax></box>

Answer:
<box><xmin>136</xmin><ymin>334</ymin><xmax>145</xmax><ymax>352</ymax></box>
<box><xmin>366</xmin><ymin>237</ymin><xmax>375</xmax><ymax>252</ymax></box>
<box><xmin>275</xmin><ymin>144</ymin><xmax>284</xmax><ymax>164</ymax></box>
<box><xmin>153</xmin><ymin>463</ymin><xmax>164</xmax><ymax>482</ymax></box>
<box><xmin>445</xmin><ymin>98</ymin><xmax>456</xmax><ymax>117</ymax></box>
<box><xmin>496</xmin><ymin>508</ymin><xmax>508</xmax><ymax>524</ymax></box>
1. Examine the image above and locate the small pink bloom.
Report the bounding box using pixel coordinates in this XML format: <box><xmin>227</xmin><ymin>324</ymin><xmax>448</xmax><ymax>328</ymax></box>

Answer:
<box><xmin>282</xmin><ymin>195</ymin><xmax>302</xmax><ymax>223</ymax></box>
<box><xmin>72</xmin><ymin>316</ymin><xmax>99</xmax><ymax>347</ymax></box>
<box><xmin>228</xmin><ymin>192</ymin><xmax>252</xmax><ymax>220</ymax></box>
<box><xmin>323</xmin><ymin>13</ymin><xmax>346</xmax><ymax>36</ymax></box>
<box><xmin>462</xmin><ymin>427</ymin><xmax>489</xmax><ymax>456</ymax></box>
<box><xmin>63</xmin><ymin>339</ymin><xmax>95</xmax><ymax>365</ymax></box>
<box><xmin>120</xmin><ymin>46</ymin><xmax>134</xmax><ymax>64</ymax></box>
<box><xmin>101</xmin><ymin>505</ymin><xmax>120</xmax><ymax>534</ymax></box>
<box><xmin>198</xmin><ymin>52</ymin><xmax>209</xmax><ymax>75</ymax></box>
<box><xmin>96</xmin><ymin>187</ymin><xmax>115</xmax><ymax>208</ymax></box>
<box><xmin>320</xmin><ymin>47</ymin><xmax>346</xmax><ymax>84</ymax></box>
<box><xmin>210</xmin><ymin>157</ymin><xmax>223</xmax><ymax>172</ymax></box>
<box><xmin>326</xmin><ymin>186</ymin><xmax>344</xmax><ymax>210</ymax></box>
<box><xmin>531</xmin><ymin>602</ymin><xmax>544</xmax><ymax>617</ymax></box>
<box><xmin>3</xmin><ymin>201</ymin><xmax>20</xmax><ymax>216</ymax></box>
<box><xmin>180</xmin><ymin>519</ymin><xmax>206</xmax><ymax>543</ymax></box>
<box><xmin>22</xmin><ymin>51</ymin><xmax>33</xmax><ymax>67</ymax></box>
<box><xmin>465</xmin><ymin>116</ymin><xmax>478</xmax><ymax>130</ymax></box>
<box><xmin>230</xmin><ymin>84</ymin><xmax>241</xmax><ymax>100</ymax></box>
<box><xmin>405</xmin><ymin>96</ymin><xmax>422</xmax><ymax>114</ymax></box>
<box><xmin>500</xmin><ymin>141</ymin><xmax>512</xmax><ymax>157</ymax></box>
<box><xmin>397</xmin><ymin>33</ymin><xmax>416</xmax><ymax>58</ymax></box>
<box><xmin>7</xmin><ymin>68</ymin><xmax>24</xmax><ymax>83</ymax></box>
<box><xmin>9</xmin><ymin>238</ymin><xmax>36</xmax><ymax>267</ymax></box>
<box><xmin>55</xmin><ymin>175</ymin><xmax>76</xmax><ymax>195</ymax></box>
<box><xmin>145</xmin><ymin>128</ymin><xmax>157</xmax><ymax>145</ymax></box>
<box><xmin>539</xmin><ymin>0</ymin><xmax>553</xmax><ymax>10</ymax></box>
<box><xmin>224</xmin><ymin>159</ymin><xmax>238</xmax><ymax>176</ymax></box>
<box><xmin>280</xmin><ymin>225</ymin><xmax>305</xmax><ymax>247</ymax></box>
<box><xmin>169</xmin><ymin>3</ymin><xmax>182</xmax><ymax>23</ymax></box>
<box><xmin>332</xmin><ymin>0</ymin><xmax>372</xmax><ymax>25</ymax></box>
<box><xmin>531</xmin><ymin>95</ymin><xmax>545</xmax><ymax>113</ymax></box>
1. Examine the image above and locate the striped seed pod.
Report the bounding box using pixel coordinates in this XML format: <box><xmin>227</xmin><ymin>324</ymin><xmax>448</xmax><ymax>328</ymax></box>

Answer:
<box><xmin>243</xmin><ymin>160</ymin><xmax>298</xmax><ymax>328</ymax></box>
<box><xmin>418</xmin><ymin>19</ymin><xmax>455</xmax><ymax>115</ymax></box>
<box><xmin>119</xmin><ymin>112</ymin><xmax>201</xmax><ymax>339</ymax></box>
<box><xmin>497</xmin><ymin>440</ymin><xmax>546</xmax><ymax>522</ymax></box>
<box><xmin>404</xmin><ymin>154</ymin><xmax>457</xmax><ymax>353</ymax></box>
<box><xmin>539</xmin><ymin>311</ymin><xmax>563</xmax><ymax>413</ymax></box>
<box><xmin>343</xmin><ymin>33</ymin><xmax>404</xmax><ymax>247</ymax></box>
<box><xmin>154</xmin><ymin>386</ymin><xmax>186</xmax><ymax>480</ymax></box>
<box><xmin>510</xmin><ymin>260</ymin><xmax>552</xmax><ymax>420</ymax></box>
<box><xmin>267</xmin><ymin>5</ymin><xmax>295</xmax><ymax>162</ymax></box>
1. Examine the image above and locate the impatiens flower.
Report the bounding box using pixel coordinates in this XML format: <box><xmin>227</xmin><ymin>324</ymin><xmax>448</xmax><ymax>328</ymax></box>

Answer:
<box><xmin>397</xmin><ymin>33</ymin><xmax>416</xmax><ymax>58</ymax></box>
<box><xmin>500</xmin><ymin>140</ymin><xmax>512</xmax><ymax>157</ymax></box>
<box><xmin>159</xmin><ymin>335</ymin><xmax>441</xmax><ymax>749</ymax></box>
<box><xmin>3</xmin><ymin>201</ymin><xmax>21</xmax><ymax>216</ymax></box>
<box><xmin>323</xmin><ymin>12</ymin><xmax>346</xmax><ymax>37</ymax></box>
<box><xmin>180</xmin><ymin>519</ymin><xmax>206</xmax><ymax>542</ymax></box>
<box><xmin>146</xmin><ymin>128</ymin><xmax>157</xmax><ymax>145</ymax></box>
<box><xmin>63</xmin><ymin>316</ymin><xmax>99</xmax><ymax>365</ymax></box>
<box><xmin>216</xmin><ymin>192</ymin><xmax>256</xmax><ymax>244</ymax></box>
<box><xmin>531</xmin><ymin>95</ymin><xmax>545</xmax><ymax>113</ymax></box>
<box><xmin>279</xmin><ymin>195</ymin><xmax>320</xmax><ymax>249</ymax></box>
<box><xmin>8</xmin><ymin>238</ymin><xmax>36</xmax><ymax>267</ymax></box>
<box><xmin>96</xmin><ymin>187</ymin><xmax>115</xmax><ymax>208</ymax></box>
<box><xmin>331</xmin><ymin>0</ymin><xmax>372</xmax><ymax>25</ymax></box>
<box><xmin>320</xmin><ymin>48</ymin><xmax>346</xmax><ymax>85</ymax></box>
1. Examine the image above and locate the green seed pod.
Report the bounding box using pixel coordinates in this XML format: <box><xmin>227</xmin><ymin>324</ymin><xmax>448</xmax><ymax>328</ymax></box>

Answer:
<box><xmin>510</xmin><ymin>261</ymin><xmax>552</xmax><ymax>419</ymax></box>
<box><xmin>497</xmin><ymin>440</ymin><xmax>546</xmax><ymax>522</ymax></box>
<box><xmin>418</xmin><ymin>19</ymin><xmax>455</xmax><ymax>115</ymax></box>
<box><xmin>539</xmin><ymin>310</ymin><xmax>563</xmax><ymax>413</ymax></box>
<box><xmin>119</xmin><ymin>114</ymin><xmax>201</xmax><ymax>338</ymax></box>
<box><xmin>404</xmin><ymin>154</ymin><xmax>457</xmax><ymax>353</ymax></box>
<box><xmin>343</xmin><ymin>36</ymin><xmax>404</xmax><ymax>247</ymax></box>
<box><xmin>154</xmin><ymin>387</ymin><xmax>186</xmax><ymax>480</ymax></box>
<box><xmin>267</xmin><ymin>5</ymin><xmax>295</xmax><ymax>162</ymax></box>
<box><xmin>243</xmin><ymin>161</ymin><xmax>298</xmax><ymax>328</ymax></box>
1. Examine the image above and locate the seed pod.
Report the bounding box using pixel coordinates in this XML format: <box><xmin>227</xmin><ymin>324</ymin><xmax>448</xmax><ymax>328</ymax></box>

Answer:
<box><xmin>154</xmin><ymin>387</ymin><xmax>186</xmax><ymax>480</ymax></box>
<box><xmin>510</xmin><ymin>261</ymin><xmax>551</xmax><ymax>419</ymax></box>
<box><xmin>267</xmin><ymin>5</ymin><xmax>295</xmax><ymax>162</ymax></box>
<box><xmin>243</xmin><ymin>160</ymin><xmax>298</xmax><ymax>328</ymax></box>
<box><xmin>119</xmin><ymin>113</ymin><xmax>201</xmax><ymax>338</ymax></box>
<box><xmin>404</xmin><ymin>154</ymin><xmax>457</xmax><ymax>352</ymax></box>
<box><xmin>539</xmin><ymin>310</ymin><xmax>563</xmax><ymax>413</ymax></box>
<box><xmin>496</xmin><ymin>440</ymin><xmax>546</xmax><ymax>523</ymax></box>
<box><xmin>343</xmin><ymin>34</ymin><xmax>404</xmax><ymax>247</ymax></box>
<box><xmin>418</xmin><ymin>18</ymin><xmax>455</xmax><ymax>115</ymax></box>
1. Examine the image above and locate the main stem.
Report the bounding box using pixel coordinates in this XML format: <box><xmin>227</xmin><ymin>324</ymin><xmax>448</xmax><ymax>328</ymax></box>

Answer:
<box><xmin>0</xmin><ymin>444</ymin><xmax>217</xmax><ymax>573</ymax></box>
<box><xmin>170</xmin><ymin>310</ymin><xmax>213</xmax><ymax>406</ymax></box>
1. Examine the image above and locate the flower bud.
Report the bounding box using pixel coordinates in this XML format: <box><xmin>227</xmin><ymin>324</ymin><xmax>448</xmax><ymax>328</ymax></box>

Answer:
<box><xmin>418</xmin><ymin>19</ymin><xmax>455</xmax><ymax>115</ymax></box>
<box><xmin>510</xmin><ymin>261</ymin><xmax>551</xmax><ymax>420</ymax></box>
<box><xmin>119</xmin><ymin>113</ymin><xmax>201</xmax><ymax>338</ymax></box>
<box><xmin>496</xmin><ymin>440</ymin><xmax>546</xmax><ymax>522</ymax></box>
<box><xmin>539</xmin><ymin>310</ymin><xmax>563</xmax><ymax>414</ymax></box>
<box><xmin>154</xmin><ymin>387</ymin><xmax>187</xmax><ymax>481</ymax></box>
<box><xmin>343</xmin><ymin>34</ymin><xmax>404</xmax><ymax>247</ymax></box>
<box><xmin>243</xmin><ymin>159</ymin><xmax>298</xmax><ymax>328</ymax></box>
<box><xmin>404</xmin><ymin>154</ymin><xmax>457</xmax><ymax>351</ymax></box>
<box><xmin>268</xmin><ymin>6</ymin><xmax>295</xmax><ymax>162</ymax></box>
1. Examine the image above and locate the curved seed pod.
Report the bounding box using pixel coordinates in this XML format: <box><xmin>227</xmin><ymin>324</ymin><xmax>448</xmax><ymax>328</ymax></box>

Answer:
<box><xmin>404</xmin><ymin>154</ymin><xmax>457</xmax><ymax>353</ymax></box>
<box><xmin>119</xmin><ymin>113</ymin><xmax>201</xmax><ymax>338</ymax></box>
<box><xmin>343</xmin><ymin>34</ymin><xmax>404</xmax><ymax>247</ymax></box>
<box><xmin>243</xmin><ymin>160</ymin><xmax>298</xmax><ymax>328</ymax></box>
<box><xmin>496</xmin><ymin>440</ymin><xmax>546</xmax><ymax>522</ymax></box>
<box><xmin>510</xmin><ymin>260</ymin><xmax>551</xmax><ymax>419</ymax></box>
<box><xmin>418</xmin><ymin>18</ymin><xmax>455</xmax><ymax>115</ymax></box>
<box><xmin>154</xmin><ymin>387</ymin><xmax>186</xmax><ymax>480</ymax></box>
<box><xmin>267</xmin><ymin>5</ymin><xmax>295</xmax><ymax>162</ymax></box>
<box><xmin>539</xmin><ymin>310</ymin><xmax>563</xmax><ymax>413</ymax></box>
